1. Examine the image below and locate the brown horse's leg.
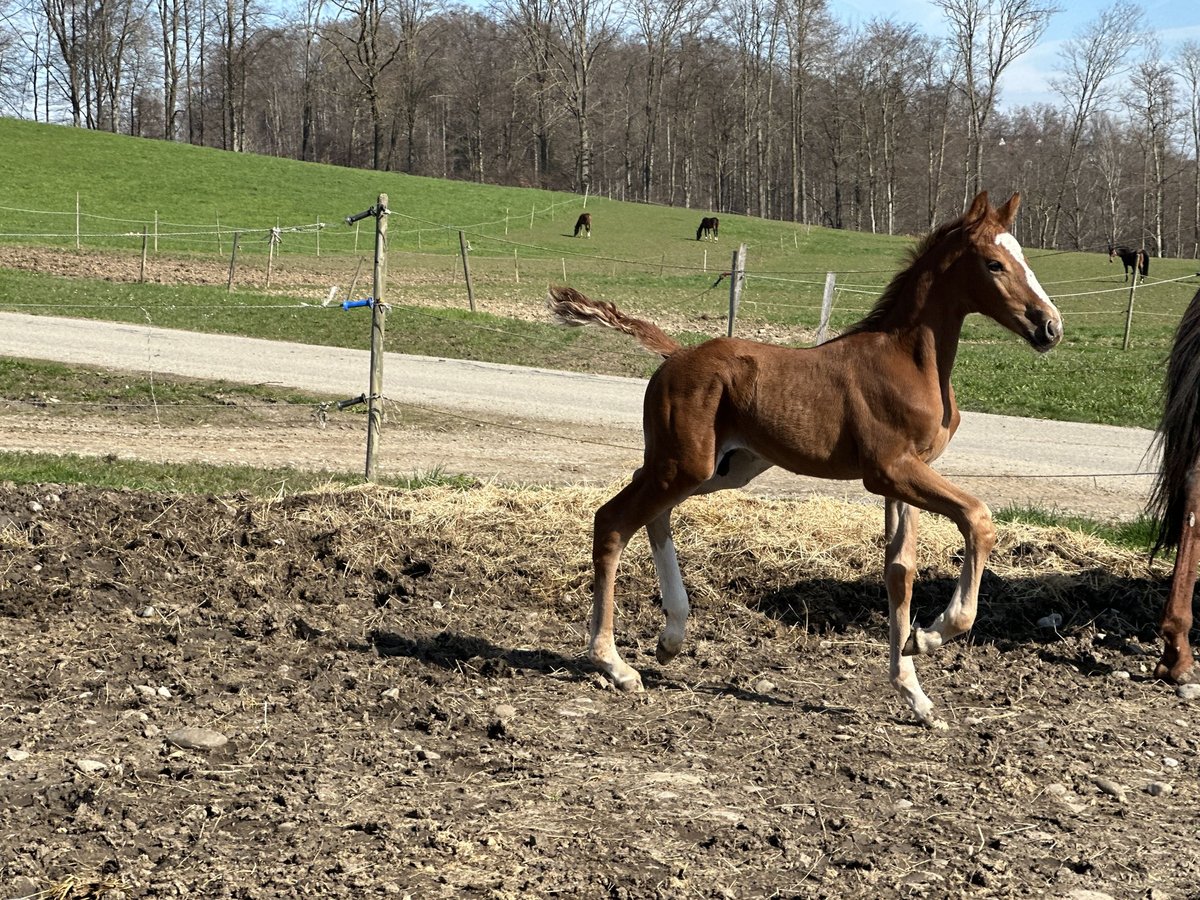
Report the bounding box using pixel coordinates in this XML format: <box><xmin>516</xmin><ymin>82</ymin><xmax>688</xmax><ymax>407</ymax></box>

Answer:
<box><xmin>883</xmin><ymin>499</ymin><xmax>944</xmax><ymax>728</ymax></box>
<box><xmin>1157</xmin><ymin>475</ymin><xmax>1200</xmax><ymax>684</ymax></box>
<box><xmin>865</xmin><ymin>458</ymin><xmax>996</xmax><ymax>658</ymax></box>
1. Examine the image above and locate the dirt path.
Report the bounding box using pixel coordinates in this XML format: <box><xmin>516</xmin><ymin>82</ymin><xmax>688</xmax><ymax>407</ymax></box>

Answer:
<box><xmin>0</xmin><ymin>311</ymin><xmax>1159</xmax><ymax>520</ymax></box>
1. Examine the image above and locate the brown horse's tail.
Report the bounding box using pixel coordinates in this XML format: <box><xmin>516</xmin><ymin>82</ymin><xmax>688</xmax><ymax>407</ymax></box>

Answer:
<box><xmin>1149</xmin><ymin>286</ymin><xmax>1200</xmax><ymax>558</ymax></box>
<box><xmin>546</xmin><ymin>285</ymin><xmax>681</xmax><ymax>359</ymax></box>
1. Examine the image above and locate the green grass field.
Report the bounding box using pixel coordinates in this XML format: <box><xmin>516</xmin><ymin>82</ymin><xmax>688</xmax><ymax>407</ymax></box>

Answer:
<box><xmin>2</xmin><ymin>115</ymin><xmax>1198</xmax><ymax>433</ymax></box>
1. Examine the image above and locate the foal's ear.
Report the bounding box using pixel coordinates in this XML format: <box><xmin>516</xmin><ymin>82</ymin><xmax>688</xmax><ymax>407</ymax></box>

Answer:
<box><xmin>997</xmin><ymin>193</ymin><xmax>1021</xmax><ymax>228</ymax></box>
<box><xmin>964</xmin><ymin>191</ymin><xmax>990</xmax><ymax>226</ymax></box>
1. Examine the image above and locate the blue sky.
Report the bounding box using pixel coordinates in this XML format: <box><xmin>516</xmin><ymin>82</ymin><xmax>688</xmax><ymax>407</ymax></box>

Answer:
<box><xmin>826</xmin><ymin>0</ymin><xmax>1200</xmax><ymax>110</ymax></box>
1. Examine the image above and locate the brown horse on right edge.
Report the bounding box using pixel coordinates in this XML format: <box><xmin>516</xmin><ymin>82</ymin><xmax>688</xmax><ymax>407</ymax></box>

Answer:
<box><xmin>1148</xmin><ymin>286</ymin><xmax>1200</xmax><ymax>689</ymax></box>
<box><xmin>548</xmin><ymin>192</ymin><xmax>1062</xmax><ymax>728</ymax></box>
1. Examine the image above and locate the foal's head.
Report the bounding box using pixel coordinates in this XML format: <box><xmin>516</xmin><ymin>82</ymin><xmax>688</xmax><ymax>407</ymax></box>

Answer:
<box><xmin>952</xmin><ymin>192</ymin><xmax>1063</xmax><ymax>352</ymax></box>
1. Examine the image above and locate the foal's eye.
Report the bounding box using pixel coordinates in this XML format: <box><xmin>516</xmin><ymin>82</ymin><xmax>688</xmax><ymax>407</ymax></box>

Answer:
<box><xmin>987</xmin><ymin>260</ymin><xmax>1005</xmax><ymax>273</ymax></box>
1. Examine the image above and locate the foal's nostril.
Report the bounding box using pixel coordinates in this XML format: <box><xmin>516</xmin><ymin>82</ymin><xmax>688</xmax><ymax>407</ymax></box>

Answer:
<box><xmin>1036</xmin><ymin>317</ymin><xmax>1062</xmax><ymax>347</ymax></box>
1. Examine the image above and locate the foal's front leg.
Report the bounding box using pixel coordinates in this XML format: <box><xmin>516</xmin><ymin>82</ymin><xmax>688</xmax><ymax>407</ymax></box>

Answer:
<box><xmin>884</xmin><ymin>499</ymin><xmax>945</xmax><ymax>728</ymax></box>
<box><xmin>866</xmin><ymin>459</ymin><xmax>997</xmax><ymax>657</ymax></box>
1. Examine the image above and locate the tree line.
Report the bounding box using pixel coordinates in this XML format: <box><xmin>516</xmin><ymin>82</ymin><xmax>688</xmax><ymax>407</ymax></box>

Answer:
<box><xmin>0</xmin><ymin>0</ymin><xmax>1197</xmax><ymax>257</ymax></box>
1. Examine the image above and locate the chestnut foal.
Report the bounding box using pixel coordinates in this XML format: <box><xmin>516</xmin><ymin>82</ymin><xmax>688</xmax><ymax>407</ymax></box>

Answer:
<box><xmin>549</xmin><ymin>192</ymin><xmax>1062</xmax><ymax>727</ymax></box>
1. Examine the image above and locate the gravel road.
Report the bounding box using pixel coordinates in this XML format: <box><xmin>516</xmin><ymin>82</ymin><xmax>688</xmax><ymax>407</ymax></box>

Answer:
<box><xmin>0</xmin><ymin>311</ymin><xmax>1160</xmax><ymax>520</ymax></box>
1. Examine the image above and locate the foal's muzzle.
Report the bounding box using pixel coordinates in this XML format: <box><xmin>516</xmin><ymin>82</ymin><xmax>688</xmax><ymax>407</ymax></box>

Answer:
<box><xmin>1027</xmin><ymin>311</ymin><xmax>1063</xmax><ymax>352</ymax></box>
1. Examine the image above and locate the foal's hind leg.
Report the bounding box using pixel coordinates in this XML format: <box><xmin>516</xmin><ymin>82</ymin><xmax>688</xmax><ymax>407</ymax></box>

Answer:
<box><xmin>1158</xmin><ymin>473</ymin><xmax>1200</xmax><ymax>684</ymax></box>
<box><xmin>884</xmin><ymin>499</ymin><xmax>945</xmax><ymax>729</ymax></box>
<box><xmin>647</xmin><ymin>511</ymin><xmax>690</xmax><ymax>664</ymax></box>
<box><xmin>648</xmin><ymin>450</ymin><xmax>774</xmax><ymax>666</ymax></box>
<box><xmin>590</xmin><ymin>469</ymin><xmax>707</xmax><ymax>691</ymax></box>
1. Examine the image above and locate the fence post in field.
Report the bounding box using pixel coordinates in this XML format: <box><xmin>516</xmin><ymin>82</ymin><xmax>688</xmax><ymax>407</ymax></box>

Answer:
<box><xmin>343</xmin><ymin>194</ymin><xmax>391</xmax><ymax>481</ymax></box>
<box><xmin>459</xmin><ymin>231</ymin><xmax>476</xmax><ymax>312</ymax></box>
<box><xmin>226</xmin><ymin>232</ymin><xmax>241</xmax><ymax>292</ymax></box>
<box><xmin>1121</xmin><ymin>256</ymin><xmax>1142</xmax><ymax>351</ymax></box>
<box><xmin>154</xmin><ymin>210</ymin><xmax>159</xmax><ymax>252</ymax></box>
<box><xmin>514</xmin><ymin>248</ymin><xmax>520</xmax><ymax>284</ymax></box>
<box><xmin>140</xmin><ymin>228</ymin><xmax>148</xmax><ymax>283</ymax></box>
<box><xmin>216</xmin><ymin>216</ymin><xmax>222</xmax><ymax>255</ymax></box>
<box><xmin>727</xmin><ymin>244</ymin><xmax>746</xmax><ymax>338</ymax></box>
<box><xmin>815</xmin><ymin>272</ymin><xmax>837</xmax><ymax>345</ymax></box>
<box><xmin>267</xmin><ymin>227</ymin><xmax>281</xmax><ymax>288</ymax></box>
<box><xmin>75</xmin><ymin>192</ymin><xmax>80</xmax><ymax>250</ymax></box>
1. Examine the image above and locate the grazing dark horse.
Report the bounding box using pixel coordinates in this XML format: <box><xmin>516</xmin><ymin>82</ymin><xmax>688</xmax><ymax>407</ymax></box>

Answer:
<box><xmin>696</xmin><ymin>216</ymin><xmax>719</xmax><ymax>241</ymax></box>
<box><xmin>1147</xmin><ymin>286</ymin><xmax>1200</xmax><ymax>686</ymax></box>
<box><xmin>574</xmin><ymin>213</ymin><xmax>592</xmax><ymax>238</ymax></box>
<box><xmin>548</xmin><ymin>192</ymin><xmax>1062</xmax><ymax>728</ymax></box>
<box><xmin>1108</xmin><ymin>243</ymin><xmax>1149</xmax><ymax>281</ymax></box>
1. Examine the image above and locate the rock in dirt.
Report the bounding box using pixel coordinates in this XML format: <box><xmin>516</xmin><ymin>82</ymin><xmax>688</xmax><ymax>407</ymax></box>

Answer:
<box><xmin>494</xmin><ymin>703</ymin><xmax>517</xmax><ymax>721</ymax></box>
<box><xmin>1176</xmin><ymin>683</ymin><xmax>1200</xmax><ymax>701</ymax></box>
<box><xmin>1146</xmin><ymin>781</ymin><xmax>1173</xmax><ymax>797</ymax></box>
<box><xmin>74</xmin><ymin>759</ymin><xmax>108</xmax><ymax>774</ymax></box>
<box><xmin>1091</xmin><ymin>776</ymin><xmax>1127</xmax><ymax>803</ymax></box>
<box><xmin>1037</xmin><ymin>613</ymin><xmax>1063</xmax><ymax>629</ymax></box>
<box><xmin>167</xmin><ymin>727</ymin><xmax>229</xmax><ymax>751</ymax></box>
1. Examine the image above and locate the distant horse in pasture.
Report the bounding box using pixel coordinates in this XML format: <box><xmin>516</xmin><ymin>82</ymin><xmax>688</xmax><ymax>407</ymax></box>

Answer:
<box><xmin>548</xmin><ymin>192</ymin><xmax>1062</xmax><ymax>728</ymax></box>
<box><xmin>696</xmin><ymin>217</ymin><xmax>719</xmax><ymax>241</ymax></box>
<box><xmin>1148</xmin><ymin>286</ymin><xmax>1200</xmax><ymax>687</ymax></box>
<box><xmin>1108</xmin><ymin>243</ymin><xmax>1149</xmax><ymax>281</ymax></box>
<box><xmin>574</xmin><ymin>213</ymin><xmax>592</xmax><ymax>238</ymax></box>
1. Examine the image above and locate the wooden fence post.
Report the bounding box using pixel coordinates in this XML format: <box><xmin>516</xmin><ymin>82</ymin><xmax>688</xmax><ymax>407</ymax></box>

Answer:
<box><xmin>1121</xmin><ymin>256</ymin><xmax>1142</xmax><ymax>350</ymax></box>
<box><xmin>459</xmin><ymin>230</ymin><xmax>476</xmax><ymax>312</ymax></box>
<box><xmin>226</xmin><ymin>232</ymin><xmax>240</xmax><ymax>292</ymax></box>
<box><xmin>815</xmin><ymin>272</ymin><xmax>837</xmax><ymax>344</ymax></box>
<box><xmin>365</xmin><ymin>193</ymin><xmax>389</xmax><ymax>481</ymax></box>
<box><xmin>75</xmin><ymin>192</ymin><xmax>80</xmax><ymax>250</ymax></box>
<box><xmin>727</xmin><ymin>244</ymin><xmax>746</xmax><ymax>337</ymax></box>
<box><xmin>140</xmin><ymin>228</ymin><xmax>148</xmax><ymax>283</ymax></box>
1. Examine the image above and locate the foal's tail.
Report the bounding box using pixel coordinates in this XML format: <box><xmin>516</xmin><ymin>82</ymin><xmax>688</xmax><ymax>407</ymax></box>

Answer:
<box><xmin>1149</xmin><ymin>286</ymin><xmax>1200</xmax><ymax>558</ymax></box>
<box><xmin>546</xmin><ymin>285</ymin><xmax>681</xmax><ymax>359</ymax></box>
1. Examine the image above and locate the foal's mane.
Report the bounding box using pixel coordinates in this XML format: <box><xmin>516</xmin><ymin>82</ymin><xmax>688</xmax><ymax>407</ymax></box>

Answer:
<box><xmin>839</xmin><ymin>213</ymin><xmax>975</xmax><ymax>337</ymax></box>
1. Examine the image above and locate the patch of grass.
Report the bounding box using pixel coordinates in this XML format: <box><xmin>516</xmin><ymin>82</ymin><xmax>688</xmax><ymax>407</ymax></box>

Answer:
<box><xmin>0</xmin><ymin>450</ymin><xmax>476</xmax><ymax>495</ymax></box>
<box><xmin>995</xmin><ymin>504</ymin><xmax>1159</xmax><ymax>553</ymax></box>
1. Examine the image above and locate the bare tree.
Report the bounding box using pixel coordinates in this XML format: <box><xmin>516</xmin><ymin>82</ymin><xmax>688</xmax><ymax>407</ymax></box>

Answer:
<box><xmin>1175</xmin><ymin>39</ymin><xmax>1200</xmax><ymax>258</ymax></box>
<box><xmin>329</xmin><ymin>0</ymin><xmax>404</xmax><ymax>169</ymax></box>
<box><xmin>629</xmin><ymin>0</ymin><xmax>711</xmax><ymax>202</ymax></box>
<box><xmin>779</xmin><ymin>0</ymin><xmax>828</xmax><ymax>222</ymax></box>
<box><xmin>1130</xmin><ymin>39</ymin><xmax>1180</xmax><ymax>257</ymax></box>
<box><xmin>386</xmin><ymin>0</ymin><xmax>436</xmax><ymax>173</ymax></box>
<box><xmin>721</xmin><ymin>0</ymin><xmax>780</xmax><ymax>216</ymax></box>
<box><xmin>549</xmin><ymin>0</ymin><xmax>622</xmax><ymax>190</ymax></box>
<box><xmin>1047</xmin><ymin>1</ymin><xmax>1141</xmax><ymax>247</ymax></box>
<box><xmin>492</xmin><ymin>0</ymin><xmax>559</xmax><ymax>185</ymax></box>
<box><xmin>934</xmin><ymin>0</ymin><xmax>1056</xmax><ymax>202</ymax></box>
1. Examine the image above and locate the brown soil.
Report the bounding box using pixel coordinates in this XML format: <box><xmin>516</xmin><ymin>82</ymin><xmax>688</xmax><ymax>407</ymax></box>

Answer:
<box><xmin>1</xmin><ymin>482</ymin><xmax>1196</xmax><ymax>899</ymax></box>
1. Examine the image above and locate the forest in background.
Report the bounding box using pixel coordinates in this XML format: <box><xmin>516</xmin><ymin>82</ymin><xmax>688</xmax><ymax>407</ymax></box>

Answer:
<box><xmin>0</xmin><ymin>0</ymin><xmax>1197</xmax><ymax>256</ymax></box>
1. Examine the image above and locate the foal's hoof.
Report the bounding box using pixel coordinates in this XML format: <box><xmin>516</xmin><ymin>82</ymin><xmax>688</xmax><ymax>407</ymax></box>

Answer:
<box><xmin>902</xmin><ymin>629</ymin><xmax>942</xmax><ymax>657</ymax></box>
<box><xmin>655</xmin><ymin>638</ymin><xmax>681</xmax><ymax>665</ymax></box>
<box><xmin>1155</xmin><ymin>660</ymin><xmax>1197</xmax><ymax>685</ymax></box>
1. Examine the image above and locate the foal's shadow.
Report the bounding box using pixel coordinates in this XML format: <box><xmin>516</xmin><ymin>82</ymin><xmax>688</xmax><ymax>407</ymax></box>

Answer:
<box><xmin>752</xmin><ymin>568</ymin><xmax>1170</xmax><ymax>674</ymax></box>
<box><xmin>369</xmin><ymin>628</ymin><xmax>580</xmax><ymax>678</ymax></box>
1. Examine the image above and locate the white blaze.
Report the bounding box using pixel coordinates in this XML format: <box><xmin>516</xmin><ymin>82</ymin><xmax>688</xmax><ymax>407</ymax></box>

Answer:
<box><xmin>995</xmin><ymin>231</ymin><xmax>1060</xmax><ymax>316</ymax></box>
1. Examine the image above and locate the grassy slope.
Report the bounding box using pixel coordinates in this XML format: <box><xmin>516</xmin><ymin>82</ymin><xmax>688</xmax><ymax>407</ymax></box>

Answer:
<box><xmin>1</xmin><ymin>116</ymin><xmax>1197</xmax><ymax>431</ymax></box>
